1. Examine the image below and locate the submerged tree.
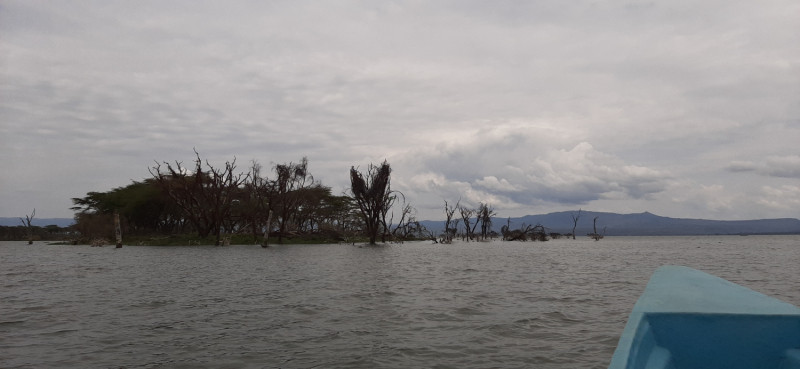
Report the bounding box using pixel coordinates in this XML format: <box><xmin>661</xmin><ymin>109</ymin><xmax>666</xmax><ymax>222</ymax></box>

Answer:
<box><xmin>350</xmin><ymin>161</ymin><xmax>395</xmax><ymax>245</ymax></box>
<box><xmin>387</xmin><ymin>201</ymin><xmax>412</xmax><ymax>241</ymax></box>
<box><xmin>272</xmin><ymin>157</ymin><xmax>317</xmax><ymax>244</ymax></box>
<box><xmin>502</xmin><ymin>222</ymin><xmax>548</xmax><ymax>241</ymax></box>
<box><xmin>20</xmin><ymin>209</ymin><xmax>35</xmax><ymax>244</ymax></box>
<box><xmin>501</xmin><ymin>217</ymin><xmax>512</xmax><ymax>241</ymax></box>
<box><xmin>588</xmin><ymin>216</ymin><xmax>605</xmax><ymax>241</ymax></box>
<box><xmin>441</xmin><ymin>200</ymin><xmax>459</xmax><ymax>244</ymax></box>
<box><xmin>458</xmin><ymin>205</ymin><xmax>474</xmax><ymax>241</ymax></box>
<box><xmin>571</xmin><ymin>208</ymin><xmax>582</xmax><ymax>240</ymax></box>
<box><xmin>379</xmin><ymin>192</ymin><xmax>403</xmax><ymax>243</ymax></box>
<box><xmin>458</xmin><ymin>204</ymin><xmax>485</xmax><ymax>241</ymax></box>
<box><xmin>476</xmin><ymin>203</ymin><xmax>496</xmax><ymax>240</ymax></box>
<box><xmin>241</xmin><ymin>160</ymin><xmax>274</xmax><ymax>242</ymax></box>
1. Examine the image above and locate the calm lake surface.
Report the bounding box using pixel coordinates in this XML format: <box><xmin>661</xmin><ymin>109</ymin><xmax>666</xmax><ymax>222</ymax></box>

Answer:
<box><xmin>2</xmin><ymin>236</ymin><xmax>799</xmax><ymax>368</ymax></box>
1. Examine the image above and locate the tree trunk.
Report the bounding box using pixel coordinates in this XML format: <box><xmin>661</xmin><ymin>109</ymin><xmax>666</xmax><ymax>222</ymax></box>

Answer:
<box><xmin>571</xmin><ymin>209</ymin><xmax>581</xmax><ymax>240</ymax></box>
<box><xmin>262</xmin><ymin>210</ymin><xmax>272</xmax><ymax>248</ymax></box>
<box><xmin>251</xmin><ymin>220</ymin><xmax>259</xmax><ymax>242</ymax></box>
<box><xmin>114</xmin><ymin>213</ymin><xmax>123</xmax><ymax>248</ymax></box>
<box><xmin>277</xmin><ymin>219</ymin><xmax>285</xmax><ymax>245</ymax></box>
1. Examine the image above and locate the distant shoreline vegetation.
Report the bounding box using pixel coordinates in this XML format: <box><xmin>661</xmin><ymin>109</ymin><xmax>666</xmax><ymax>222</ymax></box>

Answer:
<box><xmin>0</xmin><ymin>224</ymin><xmax>74</xmax><ymax>242</ymax></box>
<box><xmin>55</xmin><ymin>151</ymin><xmax>567</xmax><ymax>247</ymax></box>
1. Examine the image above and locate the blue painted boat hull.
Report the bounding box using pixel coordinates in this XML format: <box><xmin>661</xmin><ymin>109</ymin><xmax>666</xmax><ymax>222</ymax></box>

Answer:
<box><xmin>608</xmin><ymin>266</ymin><xmax>800</xmax><ymax>369</ymax></box>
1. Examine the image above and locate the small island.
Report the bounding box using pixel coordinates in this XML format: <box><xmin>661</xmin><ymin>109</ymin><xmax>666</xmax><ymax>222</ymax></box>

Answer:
<box><xmin>12</xmin><ymin>152</ymin><xmax>575</xmax><ymax>247</ymax></box>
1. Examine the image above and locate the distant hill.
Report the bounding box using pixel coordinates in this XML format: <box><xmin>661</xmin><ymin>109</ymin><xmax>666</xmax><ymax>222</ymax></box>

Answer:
<box><xmin>0</xmin><ymin>217</ymin><xmax>74</xmax><ymax>227</ymax></box>
<box><xmin>418</xmin><ymin>211</ymin><xmax>800</xmax><ymax>236</ymax></box>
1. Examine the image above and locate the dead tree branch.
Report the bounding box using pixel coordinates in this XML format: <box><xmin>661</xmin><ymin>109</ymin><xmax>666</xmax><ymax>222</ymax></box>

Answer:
<box><xmin>588</xmin><ymin>216</ymin><xmax>604</xmax><ymax>241</ymax></box>
<box><xmin>571</xmin><ymin>208</ymin><xmax>581</xmax><ymax>240</ymax></box>
<box><xmin>149</xmin><ymin>149</ymin><xmax>247</xmax><ymax>246</ymax></box>
<box><xmin>20</xmin><ymin>208</ymin><xmax>35</xmax><ymax>244</ymax></box>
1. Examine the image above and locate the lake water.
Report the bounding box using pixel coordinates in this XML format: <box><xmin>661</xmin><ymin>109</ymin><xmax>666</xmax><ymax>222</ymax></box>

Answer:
<box><xmin>2</xmin><ymin>236</ymin><xmax>799</xmax><ymax>368</ymax></box>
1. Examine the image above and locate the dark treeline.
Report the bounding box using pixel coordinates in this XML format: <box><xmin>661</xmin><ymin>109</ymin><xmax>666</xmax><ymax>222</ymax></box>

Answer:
<box><xmin>0</xmin><ymin>224</ymin><xmax>74</xmax><ymax>241</ymax></box>
<box><xmin>70</xmin><ymin>152</ymin><xmax>430</xmax><ymax>245</ymax></box>
<box><xmin>66</xmin><ymin>151</ymin><xmax>588</xmax><ymax>246</ymax></box>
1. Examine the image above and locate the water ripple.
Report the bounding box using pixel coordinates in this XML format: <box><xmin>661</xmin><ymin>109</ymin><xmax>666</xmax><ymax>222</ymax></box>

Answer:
<box><xmin>1</xmin><ymin>236</ymin><xmax>799</xmax><ymax>368</ymax></box>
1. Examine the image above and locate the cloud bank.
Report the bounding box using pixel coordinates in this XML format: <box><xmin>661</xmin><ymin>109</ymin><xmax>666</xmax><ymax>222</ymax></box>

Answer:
<box><xmin>1</xmin><ymin>1</ymin><xmax>798</xmax><ymax>220</ymax></box>
<box><xmin>394</xmin><ymin>126</ymin><xmax>672</xmax><ymax>211</ymax></box>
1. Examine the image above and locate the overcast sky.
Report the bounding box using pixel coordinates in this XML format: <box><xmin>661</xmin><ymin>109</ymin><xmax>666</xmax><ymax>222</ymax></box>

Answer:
<box><xmin>1</xmin><ymin>0</ymin><xmax>798</xmax><ymax>221</ymax></box>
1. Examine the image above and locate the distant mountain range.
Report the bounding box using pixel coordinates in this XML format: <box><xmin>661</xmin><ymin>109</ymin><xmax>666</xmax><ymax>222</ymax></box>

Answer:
<box><xmin>3</xmin><ymin>211</ymin><xmax>799</xmax><ymax>236</ymax></box>
<box><xmin>0</xmin><ymin>217</ymin><xmax>75</xmax><ymax>228</ymax></box>
<box><xmin>418</xmin><ymin>211</ymin><xmax>800</xmax><ymax>236</ymax></box>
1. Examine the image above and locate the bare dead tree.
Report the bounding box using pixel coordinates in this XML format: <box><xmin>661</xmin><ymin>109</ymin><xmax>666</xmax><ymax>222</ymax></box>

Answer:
<box><xmin>20</xmin><ymin>208</ymin><xmax>35</xmax><ymax>244</ymax></box>
<box><xmin>588</xmin><ymin>216</ymin><xmax>604</xmax><ymax>241</ymax></box>
<box><xmin>349</xmin><ymin>160</ymin><xmax>394</xmax><ymax>245</ymax></box>
<box><xmin>531</xmin><ymin>224</ymin><xmax>549</xmax><ymax>241</ymax></box>
<box><xmin>273</xmin><ymin>157</ymin><xmax>315</xmax><ymax>244</ymax></box>
<box><xmin>501</xmin><ymin>217</ymin><xmax>512</xmax><ymax>240</ymax></box>
<box><xmin>380</xmin><ymin>192</ymin><xmax>404</xmax><ymax>243</ymax></box>
<box><xmin>503</xmin><ymin>223</ymin><xmax>548</xmax><ymax>241</ymax></box>
<box><xmin>245</xmin><ymin>160</ymin><xmax>276</xmax><ymax>243</ymax></box>
<box><xmin>477</xmin><ymin>203</ymin><xmax>496</xmax><ymax>240</ymax></box>
<box><xmin>389</xmin><ymin>201</ymin><xmax>415</xmax><ymax>241</ymax></box>
<box><xmin>571</xmin><ymin>208</ymin><xmax>582</xmax><ymax>240</ymax></box>
<box><xmin>149</xmin><ymin>149</ymin><xmax>248</xmax><ymax>246</ymax></box>
<box><xmin>441</xmin><ymin>200</ymin><xmax>459</xmax><ymax>243</ymax></box>
<box><xmin>418</xmin><ymin>223</ymin><xmax>438</xmax><ymax>243</ymax></box>
<box><xmin>458</xmin><ymin>205</ymin><xmax>476</xmax><ymax>241</ymax></box>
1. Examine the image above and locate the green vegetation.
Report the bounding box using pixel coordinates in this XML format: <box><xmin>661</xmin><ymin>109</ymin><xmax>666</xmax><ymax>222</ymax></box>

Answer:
<box><xmin>68</xmin><ymin>152</ymin><xmax>432</xmax><ymax>246</ymax></box>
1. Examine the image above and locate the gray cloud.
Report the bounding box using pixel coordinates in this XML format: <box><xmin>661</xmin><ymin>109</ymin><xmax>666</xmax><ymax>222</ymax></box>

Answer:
<box><xmin>725</xmin><ymin>161</ymin><xmax>759</xmax><ymax>172</ymax></box>
<box><xmin>725</xmin><ymin>156</ymin><xmax>800</xmax><ymax>178</ymax></box>
<box><xmin>1</xmin><ymin>0</ymin><xmax>798</xmax><ymax>220</ymax></box>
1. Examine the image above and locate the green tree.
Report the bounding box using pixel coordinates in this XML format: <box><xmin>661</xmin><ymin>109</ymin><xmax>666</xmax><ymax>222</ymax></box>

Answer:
<box><xmin>71</xmin><ymin>180</ymin><xmax>183</xmax><ymax>236</ymax></box>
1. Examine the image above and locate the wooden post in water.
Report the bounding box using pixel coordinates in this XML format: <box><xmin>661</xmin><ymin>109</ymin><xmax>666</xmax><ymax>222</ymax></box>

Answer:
<box><xmin>114</xmin><ymin>213</ymin><xmax>123</xmax><ymax>248</ymax></box>
<box><xmin>262</xmin><ymin>210</ymin><xmax>273</xmax><ymax>248</ymax></box>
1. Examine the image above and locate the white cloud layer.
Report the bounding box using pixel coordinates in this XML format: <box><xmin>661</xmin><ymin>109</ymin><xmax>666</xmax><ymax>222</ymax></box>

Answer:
<box><xmin>393</xmin><ymin>127</ymin><xmax>673</xmax><ymax>212</ymax></box>
<box><xmin>758</xmin><ymin>185</ymin><xmax>800</xmax><ymax>210</ymax></box>
<box><xmin>1</xmin><ymin>0</ymin><xmax>798</xmax><ymax>220</ymax></box>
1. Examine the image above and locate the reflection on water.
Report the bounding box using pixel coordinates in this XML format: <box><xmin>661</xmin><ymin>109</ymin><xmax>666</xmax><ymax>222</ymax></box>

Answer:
<box><xmin>1</xmin><ymin>236</ymin><xmax>798</xmax><ymax>368</ymax></box>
